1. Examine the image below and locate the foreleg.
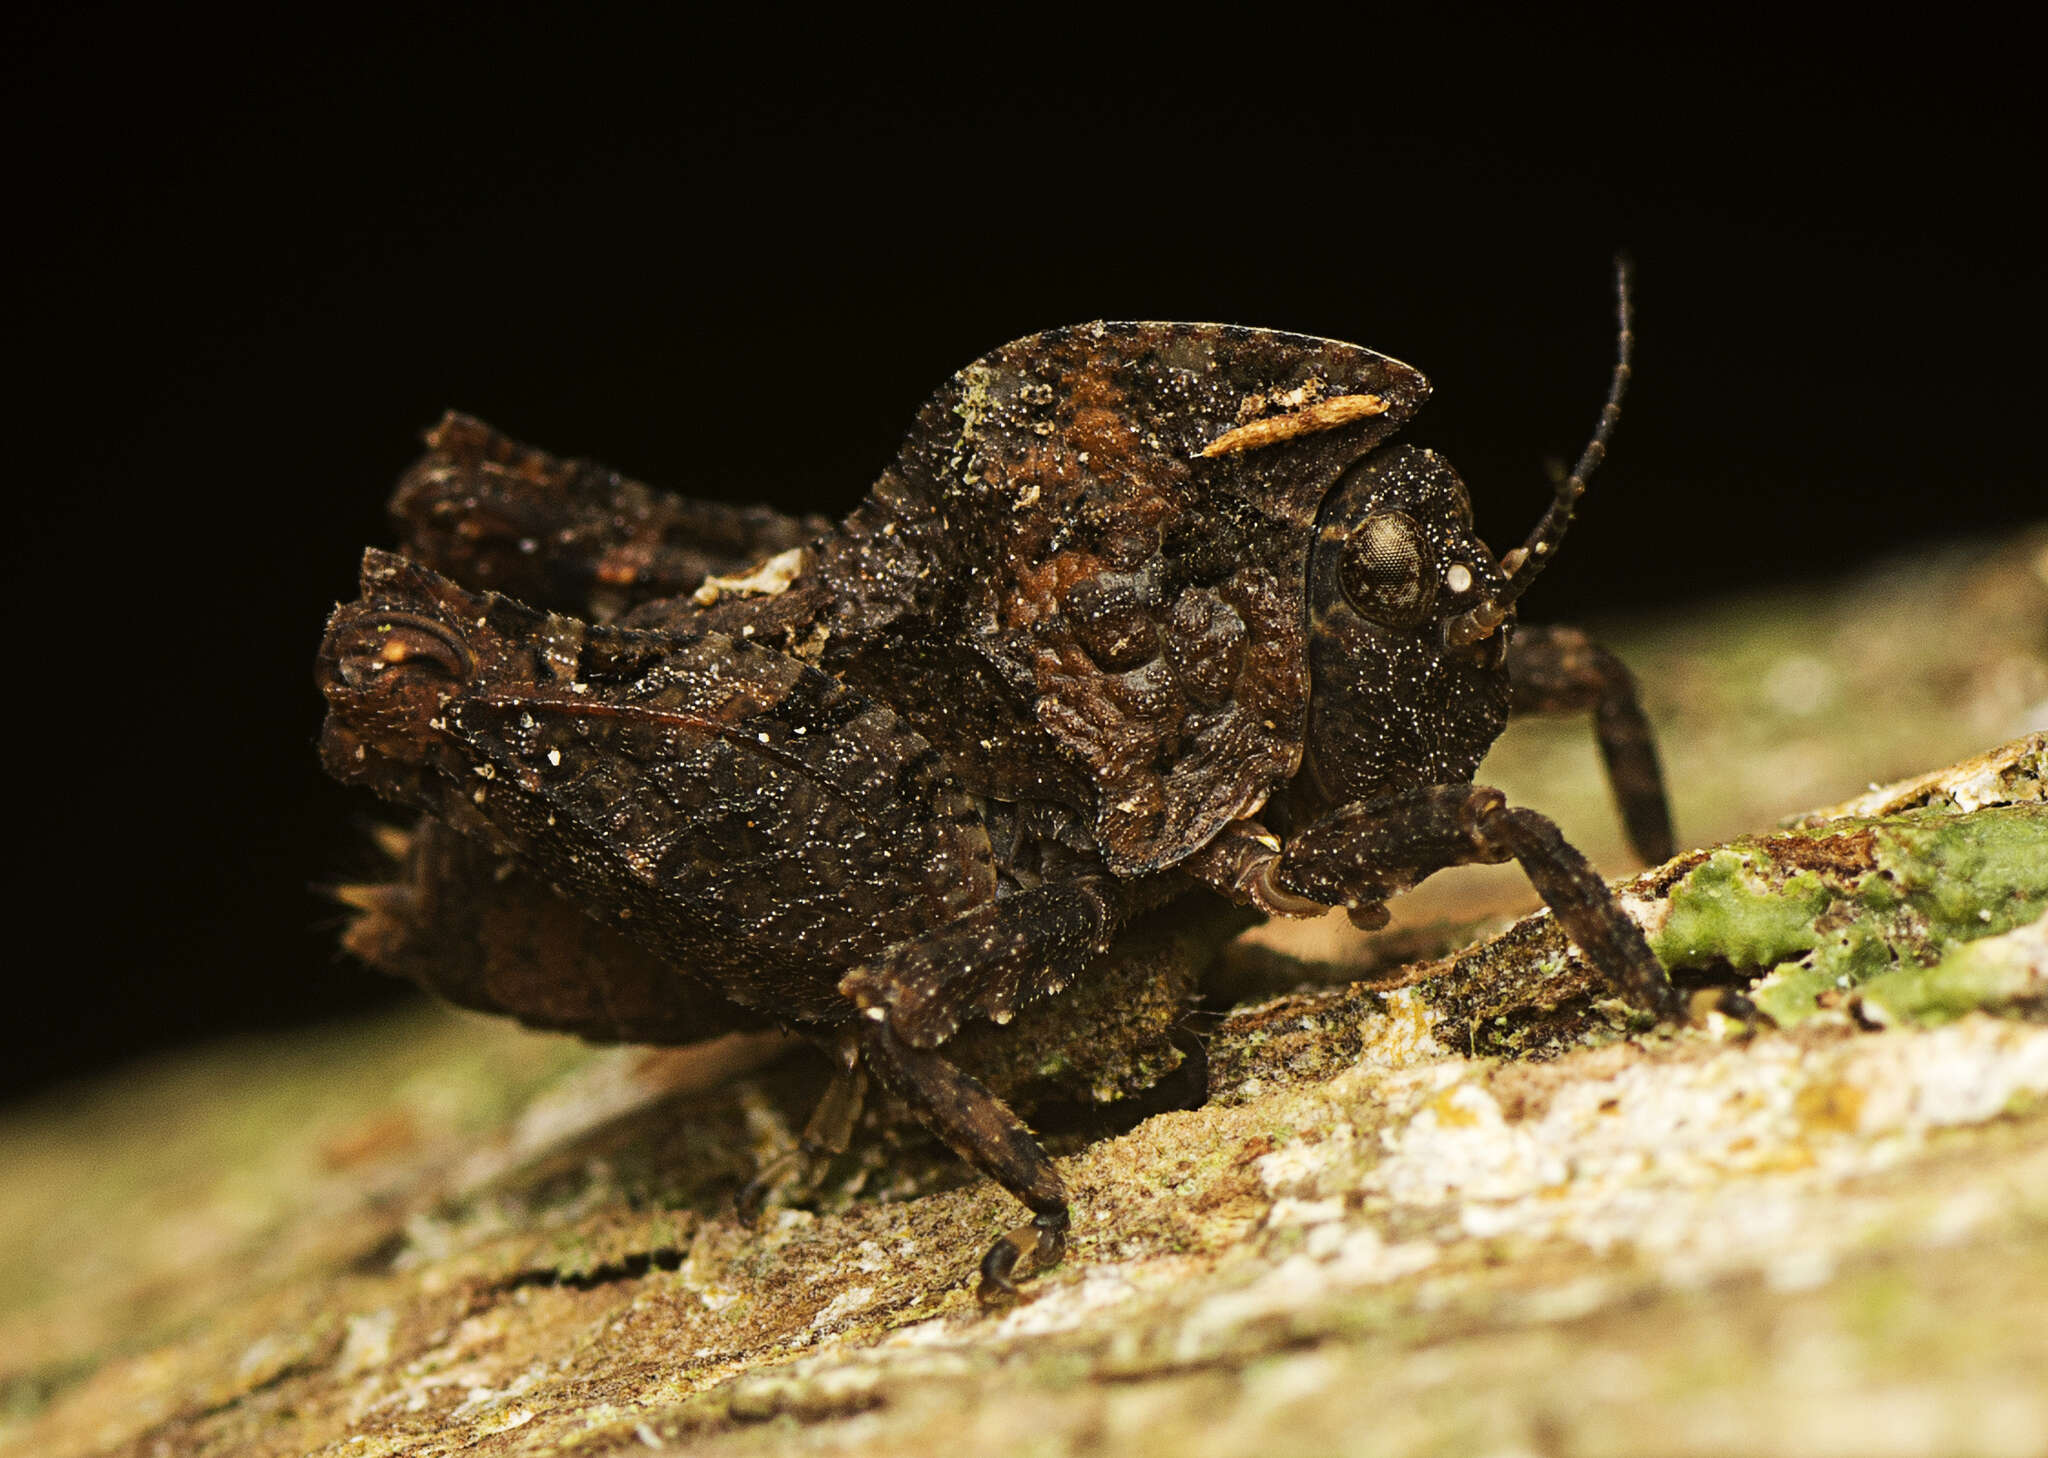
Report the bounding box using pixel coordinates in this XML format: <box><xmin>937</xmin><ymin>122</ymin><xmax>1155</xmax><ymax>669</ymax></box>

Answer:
<box><xmin>1254</xmin><ymin>785</ymin><xmax>1683</xmax><ymax>1021</ymax></box>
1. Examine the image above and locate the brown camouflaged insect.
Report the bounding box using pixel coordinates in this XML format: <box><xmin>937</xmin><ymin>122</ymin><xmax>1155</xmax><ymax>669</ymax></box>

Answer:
<box><xmin>318</xmin><ymin>266</ymin><xmax>1681</xmax><ymax>1300</ymax></box>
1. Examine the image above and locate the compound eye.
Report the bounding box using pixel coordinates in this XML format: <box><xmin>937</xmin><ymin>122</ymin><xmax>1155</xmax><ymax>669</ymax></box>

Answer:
<box><xmin>1339</xmin><ymin>511</ymin><xmax>1436</xmax><ymax>627</ymax></box>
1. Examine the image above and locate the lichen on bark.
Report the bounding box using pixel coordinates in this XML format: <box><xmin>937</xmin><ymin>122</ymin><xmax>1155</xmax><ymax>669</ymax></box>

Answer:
<box><xmin>1649</xmin><ymin>791</ymin><xmax>2047</xmax><ymax>1026</ymax></box>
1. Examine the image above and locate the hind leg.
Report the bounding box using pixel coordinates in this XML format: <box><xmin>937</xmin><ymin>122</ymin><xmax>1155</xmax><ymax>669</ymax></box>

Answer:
<box><xmin>389</xmin><ymin>412</ymin><xmax>829</xmax><ymax>620</ymax></box>
<box><xmin>737</xmin><ymin>1034</ymin><xmax>869</xmax><ymax>1221</ymax></box>
<box><xmin>333</xmin><ymin>816</ymin><xmax>762</xmax><ymax>1044</ymax></box>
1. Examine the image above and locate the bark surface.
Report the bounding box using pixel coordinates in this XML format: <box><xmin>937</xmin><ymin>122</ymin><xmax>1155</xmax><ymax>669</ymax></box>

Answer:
<box><xmin>4</xmin><ymin>530</ymin><xmax>2045</xmax><ymax>1458</ymax></box>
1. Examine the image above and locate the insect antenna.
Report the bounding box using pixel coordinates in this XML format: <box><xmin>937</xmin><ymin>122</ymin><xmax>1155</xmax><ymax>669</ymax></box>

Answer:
<box><xmin>1444</xmin><ymin>259</ymin><xmax>1633</xmax><ymax>647</ymax></box>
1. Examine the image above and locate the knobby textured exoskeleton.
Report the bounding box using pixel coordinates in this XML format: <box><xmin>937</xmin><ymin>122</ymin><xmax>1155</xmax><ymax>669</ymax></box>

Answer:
<box><xmin>318</xmin><ymin>270</ymin><xmax>1681</xmax><ymax>1300</ymax></box>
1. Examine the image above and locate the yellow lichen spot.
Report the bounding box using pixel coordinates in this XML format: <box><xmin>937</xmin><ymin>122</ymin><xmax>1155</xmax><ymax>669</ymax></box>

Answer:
<box><xmin>1795</xmin><ymin>1079</ymin><xmax>1868</xmax><ymax>1135</ymax></box>
<box><xmin>1356</xmin><ymin>988</ymin><xmax>1446</xmax><ymax>1071</ymax></box>
<box><xmin>1426</xmin><ymin>1088</ymin><xmax>1483</xmax><ymax>1128</ymax></box>
<box><xmin>1751</xmin><ymin>1142</ymin><xmax>1818</xmax><ymax>1173</ymax></box>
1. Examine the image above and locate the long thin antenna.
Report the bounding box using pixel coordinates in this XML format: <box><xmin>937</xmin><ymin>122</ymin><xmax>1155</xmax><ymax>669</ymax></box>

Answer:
<box><xmin>1444</xmin><ymin>260</ymin><xmax>1633</xmax><ymax>647</ymax></box>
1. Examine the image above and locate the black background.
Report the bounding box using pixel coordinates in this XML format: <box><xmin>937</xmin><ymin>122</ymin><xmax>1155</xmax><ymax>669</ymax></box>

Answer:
<box><xmin>4</xmin><ymin>11</ymin><xmax>2037</xmax><ymax>1104</ymax></box>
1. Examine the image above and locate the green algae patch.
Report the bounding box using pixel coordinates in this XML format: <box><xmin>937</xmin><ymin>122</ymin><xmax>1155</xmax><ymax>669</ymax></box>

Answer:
<box><xmin>1652</xmin><ymin>850</ymin><xmax>1835</xmax><ymax>971</ymax></box>
<box><xmin>1859</xmin><ymin>912</ymin><xmax>2048</xmax><ymax>1025</ymax></box>
<box><xmin>1650</xmin><ymin>805</ymin><xmax>2048</xmax><ymax>1025</ymax></box>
